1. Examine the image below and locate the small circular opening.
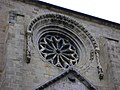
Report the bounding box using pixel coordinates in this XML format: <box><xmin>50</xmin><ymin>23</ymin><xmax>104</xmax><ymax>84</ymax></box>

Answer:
<box><xmin>56</xmin><ymin>49</ymin><xmax>60</xmax><ymax>54</ymax></box>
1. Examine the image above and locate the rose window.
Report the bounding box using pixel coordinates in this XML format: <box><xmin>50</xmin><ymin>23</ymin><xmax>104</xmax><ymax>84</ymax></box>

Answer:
<box><xmin>38</xmin><ymin>32</ymin><xmax>79</xmax><ymax>68</ymax></box>
<box><xmin>28</xmin><ymin>13</ymin><xmax>97</xmax><ymax>72</ymax></box>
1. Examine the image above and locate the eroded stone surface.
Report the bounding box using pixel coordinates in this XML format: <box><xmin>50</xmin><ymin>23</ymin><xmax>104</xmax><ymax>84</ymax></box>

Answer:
<box><xmin>0</xmin><ymin>0</ymin><xmax>120</xmax><ymax>90</ymax></box>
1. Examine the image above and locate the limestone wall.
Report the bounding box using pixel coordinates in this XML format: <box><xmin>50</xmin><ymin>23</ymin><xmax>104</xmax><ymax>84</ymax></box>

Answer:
<box><xmin>0</xmin><ymin>0</ymin><xmax>120</xmax><ymax>90</ymax></box>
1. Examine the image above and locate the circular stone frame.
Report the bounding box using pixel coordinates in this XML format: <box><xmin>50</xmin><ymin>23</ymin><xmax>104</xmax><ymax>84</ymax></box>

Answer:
<box><xmin>37</xmin><ymin>26</ymin><xmax>84</xmax><ymax>68</ymax></box>
<box><xmin>28</xmin><ymin>13</ymin><xmax>98</xmax><ymax>70</ymax></box>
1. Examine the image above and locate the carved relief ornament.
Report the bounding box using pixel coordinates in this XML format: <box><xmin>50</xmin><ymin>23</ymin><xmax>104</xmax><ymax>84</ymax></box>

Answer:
<box><xmin>27</xmin><ymin>13</ymin><xmax>103</xmax><ymax>80</ymax></box>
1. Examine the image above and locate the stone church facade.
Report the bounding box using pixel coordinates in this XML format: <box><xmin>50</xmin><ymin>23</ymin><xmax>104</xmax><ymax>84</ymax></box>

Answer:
<box><xmin>0</xmin><ymin>0</ymin><xmax>120</xmax><ymax>90</ymax></box>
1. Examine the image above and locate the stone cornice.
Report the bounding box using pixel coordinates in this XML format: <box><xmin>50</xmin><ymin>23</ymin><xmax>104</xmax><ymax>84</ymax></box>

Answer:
<box><xmin>15</xmin><ymin>0</ymin><xmax>120</xmax><ymax>30</ymax></box>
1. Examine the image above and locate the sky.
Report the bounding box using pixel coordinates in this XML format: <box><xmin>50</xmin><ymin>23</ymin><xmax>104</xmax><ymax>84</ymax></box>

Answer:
<box><xmin>39</xmin><ymin>0</ymin><xmax>120</xmax><ymax>24</ymax></box>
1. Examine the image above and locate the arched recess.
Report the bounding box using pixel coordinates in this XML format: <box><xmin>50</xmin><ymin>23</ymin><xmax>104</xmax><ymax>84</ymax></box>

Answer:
<box><xmin>27</xmin><ymin>13</ymin><xmax>103</xmax><ymax>80</ymax></box>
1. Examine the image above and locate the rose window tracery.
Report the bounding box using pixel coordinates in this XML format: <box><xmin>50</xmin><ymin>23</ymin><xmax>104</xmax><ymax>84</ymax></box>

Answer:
<box><xmin>27</xmin><ymin>13</ymin><xmax>95</xmax><ymax>70</ymax></box>
<box><xmin>27</xmin><ymin>13</ymin><xmax>104</xmax><ymax>80</ymax></box>
<box><xmin>38</xmin><ymin>33</ymin><xmax>79</xmax><ymax>68</ymax></box>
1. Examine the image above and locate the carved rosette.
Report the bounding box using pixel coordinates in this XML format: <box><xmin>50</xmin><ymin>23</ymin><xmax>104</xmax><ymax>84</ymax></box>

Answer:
<box><xmin>38</xmin><ymin>33</ymin><xmax>79</xmax><ymax>68</ymax></box>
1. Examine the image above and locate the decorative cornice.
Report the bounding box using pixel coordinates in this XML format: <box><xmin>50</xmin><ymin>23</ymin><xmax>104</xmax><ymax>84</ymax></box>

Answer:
<box><xmin>16</xmin><ymin>0</ymin><xmax>120</xmax><ymax>30</ymax></box>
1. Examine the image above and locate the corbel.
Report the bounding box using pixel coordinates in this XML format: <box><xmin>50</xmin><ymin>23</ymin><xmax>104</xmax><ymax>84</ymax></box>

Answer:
<box><xmin>26</xmin><ymin>30</ymin><xmax>32</xmax><ymax>63</ymax></box>
<box><xmin>95</xmin><ymin>47</ymin><xmax>104</xmax><ymax>80</ymax></box>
